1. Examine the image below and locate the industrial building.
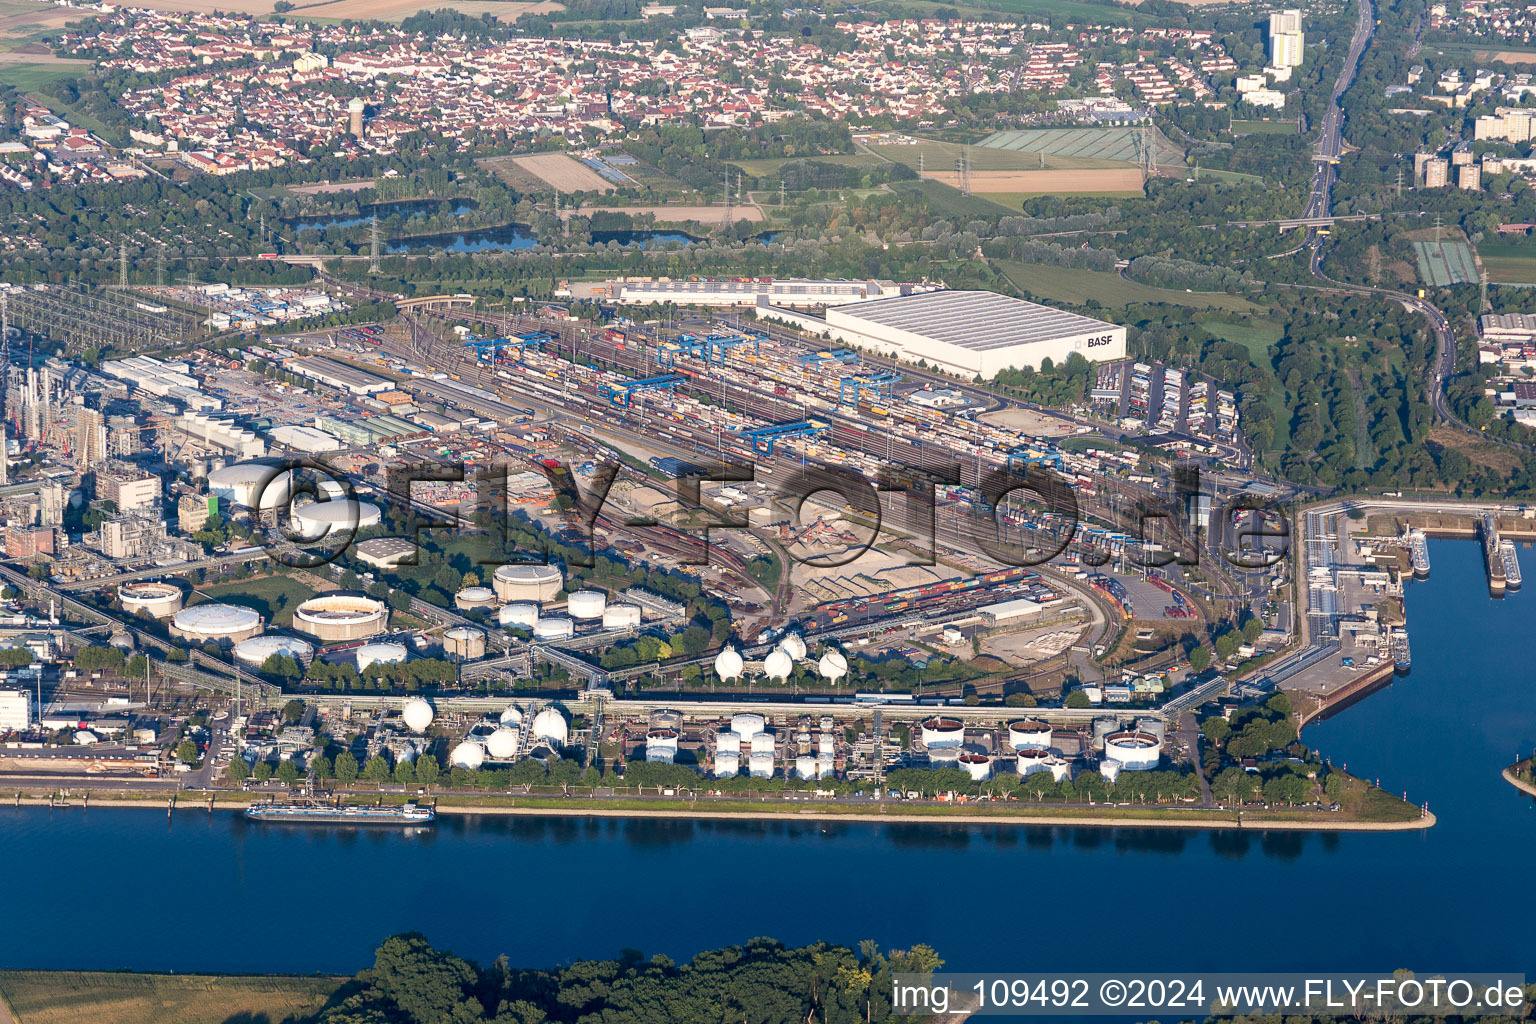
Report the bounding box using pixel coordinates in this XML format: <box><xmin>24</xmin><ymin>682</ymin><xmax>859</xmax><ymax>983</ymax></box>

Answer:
<box><xmin>0</xmin><ymin>688</ymin><xmax>33</xmax><ymax>731</ymax></box>
<box><xmin>765</xmin><ymin>290</ymin><xmax>1127</xmax><ymax>378</ymax></box>
<box><xmin>287</xmin><ymin>357</ymin><xmax>393</xmax><ymax>395</ymax></box>
<box><xmin>612</xmin><ymin>277</ymin><xmax>904</xmax><ymax>308</ymax></box>
<box><xmin>356</xmin><ymin>537</ymin><xmax>420</xmax><ymax>569</ymax></box>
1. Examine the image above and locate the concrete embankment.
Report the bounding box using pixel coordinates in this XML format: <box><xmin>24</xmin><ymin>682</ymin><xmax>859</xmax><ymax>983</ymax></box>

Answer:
<box><xmin>4</xmin><ymin>791</ymin><xmax>1435</xmax><ymax>832</ymax></box>
<box><xmin>1502</xmin><ymin>763</ymin><xmax>1536</xmax><ymax>799</ymax></box>
<box><xmin>1297</xmin><ymin>660</ymin><xmax>1397</xmax><ymax>728</ymax></box>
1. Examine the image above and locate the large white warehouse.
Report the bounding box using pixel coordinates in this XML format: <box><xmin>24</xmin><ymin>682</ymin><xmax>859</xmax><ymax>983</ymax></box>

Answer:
<box><xmin>804</xmin><ymin>290</ymin><xmax>1126</xmax><ymax>378</ymax></box>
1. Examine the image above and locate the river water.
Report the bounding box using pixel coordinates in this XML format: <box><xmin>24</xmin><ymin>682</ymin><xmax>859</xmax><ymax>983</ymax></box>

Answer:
<box><xmin>1</xmin><ymin>539</ymin><xmax>1532</xmax><ymax>975</ymax></box>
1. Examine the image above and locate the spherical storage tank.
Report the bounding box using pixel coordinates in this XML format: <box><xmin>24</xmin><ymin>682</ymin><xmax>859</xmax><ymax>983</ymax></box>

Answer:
<box><xmin>817</xmin><ymin>650</ymin><xmax>848</xmax><ymax>683</ymax></box>
<box><xmin>119</xmin><ymin>581</ymin><xmax>183</xmax><ymax>618</ymax></box>
<box><xmin>234</xmin><ymin>634</ymin><xmax>314</xmax><ymax>668</ymax></box>
<box><xmin>959</xmin><ymin>752</ymin><xmax>992</xmax><ymax>782</ymax></box>
<box><xmin>531</xmin><ymin>707</ymin><xmax>568</xmax><ymax>747</ymax></box>
<box><xmin>493</xmin><ymin>564</ymin><xmax>564</xmax><ymax>603</ymax></box>
<box><xmin>357</xmin><ymin>641</ymin><xmax>408</xmax><ymax>673</ymax></box>
<box><xmin>715</xmin><ymin>647</ymin><xmax>744</xmax><ymax>681</ymax></box>
<box><xmin>454</xmin><ymin>587</ymin><xmax>496</xmax><ymax>611</ymax></box>
<box><xmin>533</xmin><ymin>617</ymin><xmax>574</xmax><ymax>640</ymax></box>
<box><xmin>1008</xmin><ymin>719</ymin><xmax>1053</xmax><ymax>752</ymax></box>
<box><xmin>450</xmin><ymin>740</ymin><xmax>485</xmax><ymax>769</ymax></box>
<box><xmin>485</xmin><ymin>726</ymin><xmax>520</xmax><ymax>760</ymax></box>
<box><xmin>1103</xmin><ymin>731</ymin><xmax>1161</xmax><ymax>771</ymax></box>
<box><xmin>402</xmin><ymin>697</ymin><xmax>434</xmax><ymax>732</ymax></box>
<box><xmin>293</xmin><ymin>594</ymin><xmax>389</xmax><ymax>643</ymax></box>
<box><xmin>1015</xmin><ymin>748</ymin><xmax>1052</xmax><ymax>776</ymax></box>
<box><xmin>567</xmin><ymin>590</ymin><xmax>607</xmax><ymax>620</ymax></box>
<box><xmin>764</xmin><ymin>648</ymin><xmax>793</xmax><ymax>681</ymax></box>
<box><xmin>602</xmin><ymin>603</ymin><xmax>641</xmax><ymax>629</ymax></box>
<box><xmin>498</xmin><ymin>705</ymin><xmax>523</xmax><ymax>727</ymax></box>
<box><xmin>444</xmin><ymin>626</ymin><xmax>486</xmax><ymax>659</ymax></box>
<box><xmin>498</xmin><ymin>603</ymin><xmax>539</xmax><ymax>628</ymax></box>
<box><xmin>289</xmin><ymin>499</ymin><xmax>382</xmax><ymax>541</ymax></box>
<box><xmin>779</xmin><ymin>633</ymin><xmax>807</xmax><ymax>661</ymax></box>
<box><xmin>921</xmin><ymin>717</ymin><xmax>964</xmax><ymax>749</ymax></box>
<box><xmin>171</xmin><ymin>603</ymin><xmax>263</xmax><ymax>644</ymax></box>
<box><xmin>731</xmin><ymin>713</ymin><xmax>765</xmax><ymax>739</ymax></box>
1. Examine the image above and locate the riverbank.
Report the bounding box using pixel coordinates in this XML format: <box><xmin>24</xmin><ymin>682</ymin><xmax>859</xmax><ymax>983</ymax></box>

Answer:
<box><xmin>2</xmin><ymin>789</ymin><xmax>1435</xmax><ymax>831</ymax></box>
<box><xmin>1502</xmin><ymin>759</ymin><xmax>1536</xmax><ymax>799</ymax></box>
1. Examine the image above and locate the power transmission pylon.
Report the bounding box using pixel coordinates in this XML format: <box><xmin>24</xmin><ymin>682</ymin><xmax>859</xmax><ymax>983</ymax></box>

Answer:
<box><xmin>156</xmin><ymin>246</ymin><xmax>165</xmax><ymax>288</ymax></box>
<box><xmin>1395</xmin><ymin>168</ymin><xmax>1403</xmax><ymax>197</ymax></box>
<box><xmin>369</xmin><ymin>214</ymin><xmax>381</xmax><ymax>274</ymax></box>
<box><xmin>722</xmin><ymin>168</ymin><xmax>734</xmax><ymax>227</ymax></box>
<box><xmin>1481</xmin><ymin>269</ymin><xmax>1490</xmax><ymax>313</ymax></box>
<box><xmin>118</xmin><ymin>240</ymin><xmax>127</xmax><ymax>288</ymax></box>
<box><xmin>1434</xmin><ymin>213</ymin><xmax>1442</xmax><ymax>243</ymax></box>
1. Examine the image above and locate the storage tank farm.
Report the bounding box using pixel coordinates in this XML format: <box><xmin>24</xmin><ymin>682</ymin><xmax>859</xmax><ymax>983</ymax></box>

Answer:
<box><xmin>602</xmin><ymin>603</ymin><xmax>641</xmax><ymax>629</ymax></box>
<box><xmin>1102</xmin><ymin>731</ymin><xmax>1162</xmax><ymax>771</ymax></box>
<box><xmin>1007</xmin><ymin>719</ymin><xmax>1053</xmax><ymax>751</ymax></box>
<box><xmin>567</xmin><ymin>590</ymin><xmax>607</xmax><ymax>620</ymax></box>
<box><xmin>1015</xmin><ymin>747</ymin><xmax>1053</xmax><ymax>776</ymax></box>
<box><xmin>492</xmin><ymin>564</ymin><xmax>564</xmax><ymax>603</ymax></box>
<box><xmin>499</xmin><ymin>603</ymin><xmax>539</xmax><ymax>628</ymax></box>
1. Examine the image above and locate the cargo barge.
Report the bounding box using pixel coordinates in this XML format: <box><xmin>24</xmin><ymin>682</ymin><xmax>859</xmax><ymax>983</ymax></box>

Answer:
<box><xmin>244</xmin><ymin>801</ymin><xmax>435</xmax><ymax>825</ymax></box>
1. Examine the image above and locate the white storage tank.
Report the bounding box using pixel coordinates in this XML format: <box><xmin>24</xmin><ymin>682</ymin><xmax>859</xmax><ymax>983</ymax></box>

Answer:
<box><xmin>171</xmin><ymin>603</ymin><xmax>264</xmax><ymax>645</ymax></box>
<box><xmin>763</xmin><ymin>648</ymin><xmax>793</xmax><ymax>680</ymax></box>
<box><xmin>818</xmin><ymin>733</ymin><xmax>835</xmax><ymax>757</ymax></box>
<box><xmin>795</xmin><ymin>755</ymin><xmax>818</xmax><ymax>780</ymax></box>
<box><xmin>1007</xmin><ymin>719</ymin><xmax>1053</xmax><ymax>751</ymax></box>
<box><xmin>499</xmin><ymin>602</ymin><xmax>540</xmax><ymax>628</ymax></box>
<box><xmin>402</xmin><ymin>696</ymin><xmax>434</xmax><ymax>732</ymax></box>
<box><xmin>715</xmin><ymin>646</ymin><xmax>745</xmax><ymax>681</ymax></box>
<box><xmin>290</xmin><ymin>499</ymin><xmax>382</xmax><ymax>541</ymax></box>
<box><xmin>293</xmin><ymin>593</ymin><xmax>389</xmax><ymax>643</ymax></box>
<box><xmin>209</xmin><ymin>462</ymin><xmax>291</xmax><ymax>510</ymax></box>
<box><xmin>602</xmin><ymin>603</ymin><xmax>641</xmax><ymax>629</ymax></box>
<box><xmin>454</xmin><ymin>586</ymin><xmax>497</xmax><ymax>611</ymax></box>
<box><xmin>750</xmin><ymin>731</ymin><xmax>775</xmax><ymax>754</ymax></box>
<box><xmin>119</xmin><ymin>581</ymin><xmax>183</xmax><ymax>618</ymax></box>
<box><xmin>920</xmin><ymin>717</ymin><xmax>964</xmax><ymax>749</ymax></box>
<box><xmin>928</xmin><ymin>745</ymin><xmax>960</xmax><ymax>765</ymax></box>
<box><xmin>779</xmin><ymin>633</ymin><xmax>807</xmax><ymax>661</ymax></box>
<box><xmin>817</xmin><ymin>649</ymin><xmax>848</xmax><ymax>682</ymax></box>
<box><xmin>715</xmin><ymin>729</ymin><xmax>741</xmax><ymax>753</ymax></box>
<box><xmin>356</xmin><ymin>641</ymin><xmax>408</xmax><ymax>673</ymax></box>
<box><xmin>714</xmin><ymin>751</ymin><xmax>740</xmax><ymax>777</ymax></box>
<box><xmin>531</xmin><ymin>707</ymin><xmax>568</xmax><ymax>747</ymax></box>
<box><xmin>748</xmin><ymin>751</ymin><xmax>775</xmax><ymax>778</ymax></box>
<box><xmin>533</xmin><ymin>617</ymin><xmax>574</xmax><ymax>640</ymax></box>
<box><xmin>817</xmin><ymin>758</ymin><xmax>835</xmax><ymax>780</ymax></box>
<box><xmin>1045</xmin><ymin>756</ymin><xmax>1073</xmax><ymax>783</ymax></box>
<box><xmin>959</xmin><ymin>752</ymin><xmax>992</xmax><ymax>781</ymax></box>
<box><xmin>444</xmin><ymin>626</ymin><xmax>486</xmax><ymax>659</ymax></box>
<box><xmin>498</xmin><ymin>705</ymin><xmax>523</xmax><ymax>727</ymax></box>
<box><xmin>1103</xmin><ymin>731</ymin><xmax>1161</xmax><ymax>771</ymax></box>
<box><xmin>233</xmin><ymin>634</ymin><xmax>313</xmax><ymax>668</ymax></box>
<box><xmin>1100</xmin><ymin>758</ymin><xmax>1122</xmax><ymax>783</ymax></box>
<box><xmin>567</xmin><ymin>590</ymin><xmax>607</xmax><ymax>620</ymax></box>
<box><xmin>1135</xmin><ymin>718</ymin><xmax>1168</xmax><ymax>744</ymax></box>
<box><xmin>1015</xmin><ymin>748</ymin><xmax>1052</xmax><ymax>776</ymax></box>
<box><xmin>492</xmin><ymin>563</ymin><xmax>564</xmax><ymax>602</ymax></box>
<box><xmin>450</xmin><ymin>740</ymin><xmax>485</xmax><ymax>769</ymax></box>
<box><xmin>1092</xmin><ymin>717</ymin><xmax>1121</xmax><ymax>750</ymax></box>
<box><xmin>645</xmin><ymin>729</ymin><xmax>678</xmax><ymax>762</ymax></box>
<box><xmin>485</xmin><ymin>726</ymin><xmax>520</xmax><ymax>760</ymax></box>
<box><xmin>731</xmin><ymin>713</ymin><xmax>765</xmax><ymax>739</ymax></box>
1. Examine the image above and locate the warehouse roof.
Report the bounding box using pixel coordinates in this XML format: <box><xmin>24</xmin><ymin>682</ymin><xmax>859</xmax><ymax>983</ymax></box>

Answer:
<box><xmin>833</xmin><ymin>290</ymin><xmax>1118</xmax><ymax>353</ymax></box>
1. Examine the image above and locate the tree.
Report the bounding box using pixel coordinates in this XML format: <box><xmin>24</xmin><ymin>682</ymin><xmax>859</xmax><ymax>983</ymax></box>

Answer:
<box><xmin>1241</xmin><ymin>617</ymin><xmax>1264</xmax><ymax>643</ymax></box>
<box><xmin>1064</xmin><ymin>689</ymin><xmax>1091</xmax><ymax>708</ymax></box>
<box><xmin>1188</xmin><ymin>646</ymin><xmax>1212</xmax><ymax>672</ymax></box>
<box><xmin>175</xmin><ymin>739</ymin><xmax>199</xmax><ymax>765</ymax></box>
<box><xmin>227</xmin><ymin>758</ymin><xmax>250</xmax><ymax>783</ymax></box>
<box><xmin>416</xmin><ymin>755</ymin><xmax>440</xmax><ymax>787</ymax></box>
<box><xmin>335</xmin><ymin>750</ymin><xmax>359</xmax><ymax>785</ymax></box>
<box><xmin>362</xmin><ymin>755</ymin><xmax>392</xmax><ymax>784</ymax></box>
<box><xmin>394</xmin><ymin>759</ymin><xmax>417</xmax><ymax>785</ymax></box>
<box><xmin>282</xmin><ymin>699</ymin><xmax>306</xmax><ymax>724</ymax></box>
<box><xmin>275</xmin><ymin>760</ymin><xmax>300</xmax><ymax>786</ymax></box>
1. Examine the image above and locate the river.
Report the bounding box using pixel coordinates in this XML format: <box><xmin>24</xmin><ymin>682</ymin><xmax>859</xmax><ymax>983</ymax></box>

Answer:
<box><xmin>1</xmin><ymin>539</ymin><xmax>1532</xmax><ymax>975</ymax></box>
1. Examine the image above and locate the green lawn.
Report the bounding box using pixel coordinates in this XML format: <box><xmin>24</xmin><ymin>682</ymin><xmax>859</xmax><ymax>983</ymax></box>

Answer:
<box><xmin>189</xmin><ymin>575</ymin><xmax>319</xmax><ymax>628</ymax></box>
<box><xmin>890</xmin><ymin>178</ymin><xmax>1020</xmax><ymax>217</ymax></box>
<box><xmin>0</xmin><ymin>971</ymin><xmax>343</xmax><ymax>1024</ymax></box>
<box><xmin>1230</xmin><ymin>118</ymin><xmax>1300</xmax><ymax>135</ymax></box>
<box><xmin>871</xmin><ymin>0</ymin><xmax>1145</xmax><ymax>24</ymax></box>
<box><xmin>1205</xmin><ymin>318</ymin><xmax>1286</xmax><ymax>451</ymax></box>
<box><xmin>728</xmin><ymin>153</ymin><xmax>884</xmax><ymax>176</ymax></box>
<box><xmin>0</xmin><ymin>63</ymin><xmax>81</xmax><ymax>89</ymax></box>
<box><xmin>997</xmin><ymin>260</ymin><xmax>1261</xmax><ymax>312</ymax></box>
<box><xmin>1477</xmin><ymin>241</ymin><xmax>1536</xmax><ymax>283</ymax></box>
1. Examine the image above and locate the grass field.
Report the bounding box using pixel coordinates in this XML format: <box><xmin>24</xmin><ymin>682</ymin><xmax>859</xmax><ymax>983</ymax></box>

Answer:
<box><xmin>871</xmin><ymin>0</ymin><xmax>1145</xmax><ymax>24</ymax></box>
<box><xmin>997</xmin><ymin>260</ymin><xmax>1261</xmax><ymax>312</ymax></box>
<box><xmin>1205</xmin><ymin>318</ymin><xmax>1284</xmax><ymax>449</ymax></box>
<box><xmin>0</xmin><ymin>61</ymin><xmax>77</xmax><ymax>88</ymax></box>
<box><xmin>1476</xmin><ymin>241</ymin><xmax>1536</xmax><ymax>283</ymax></box>
<box><xmin>889</xmin><ymin>178</ymin><xmax>1020</xmax><ymax>217</ymax></box>
<box><xmin>870</xmin><ymin>138</ymin><xmax>1138</xmax><ymax>172</ymax></box>
<box><xmin>730</xmin><ymin>153</ymin><xmax>884</xmax><ymax>176</ymax></box>
<box><xmin>1229</xmin><ymin>118</ymin><xmax>1300</xmax><ymax>135</ymax></box>
<box><xmin>0</xmin><ymin>971</ymin><xmax>343</xmax><ymax>1024</ymax></box>
<box><xmin>189</xmin><ymin>575</ymin><xmax>318</xmax><ymax>628</ymax></box>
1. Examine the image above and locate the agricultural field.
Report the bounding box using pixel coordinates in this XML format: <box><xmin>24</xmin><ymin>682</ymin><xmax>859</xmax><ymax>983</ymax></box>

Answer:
<box><xmin>1229</xmin><ymin>118</ymin><xmax>1300</xmax><ymax>135</ymax></box>
<box><xmin>889</xmin><ymin>178</ymin><xmax>1019</xmax><ymax>217</ymax></box>
<box><xmin>0</xmin><ymin>60</ymin><xmax>80</xmax><ymax>88</ymax></box>
<box><xmin>978</xmin><ymin>126</ymin><xmax>1183</xmax><ymax>167</ymax></box>
<box><xmin>0</xmin><ymin>2</ymin><xmax>85</xmax><ymax>52</ymax></box>
<box><xmin>1475</xmin><ymin>240</ymin><xmax>1536</xmax><ymax>284</ymax></box>
<box><xmin>997</xmin><ymin>260</ymin><xmax>1260</xmax><ymax>312</ymax></box>
<box><xmin>0</xmin><ymin>971</ymin><xmax>343</xmax><ymax>1024</ymax></box>
<box><xmin>870</xmin><ymin>136</ymin><xmax>1139</xmax><ymax>172</ymax></box>
<box><xmin>511</xmin><ymin>152</ymin><xmax>617</xmax><ymax>193</ymax></box>
<box><xmin>103</xmin><ymin>0</ymin><xmax>558</xmax><ymax>16</ymax></box>
<box><xmin>1412</xmin><ymin>238</ymin><xmax>1479</xmax><ymax>286</ymax></box>
<box><xmin>731</xmin><ymin>153</ymin><xmax>885</xmax><ymax>176</ymax></box>
<box><xmin>921</xmin><ymin>168</ymin><xmax>1146</xmax><ymax>197</ymax></box>
<box><xmin>871</xmin><ymin>0</ymin><xmax>1145</xmax><ymax>24</ymax></box>
<box><xmin>189</xmin><ymin>575</ymin><xmax>320</xmax><ymax>628</ymax></box>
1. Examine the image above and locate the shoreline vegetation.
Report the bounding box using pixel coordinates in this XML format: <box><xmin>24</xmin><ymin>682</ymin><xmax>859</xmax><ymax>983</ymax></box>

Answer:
<box><xmin>2</xmin><ymin>787</ymin><xmax>1435</xmax><ymax>832</ymax></box>
<box><xmin>1503</xmin><ymin>759</ymin><xmax>1536</xmax><ymax>799</ymax></box>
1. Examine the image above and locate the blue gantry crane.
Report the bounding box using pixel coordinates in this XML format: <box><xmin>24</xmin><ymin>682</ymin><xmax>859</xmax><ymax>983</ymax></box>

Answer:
<box><xmin>463</xmin><ymin>330</ymin><xmax>553</xmax><ymax>364</ymax></box>
<box><xmin>837</xmin><ymin>371</ymin><xmax>901</xmax><ymax>407</ymax></box>
<box><xmin>599</xmin><ymin>374</ymin><xmax>685</xmax><ymax>407</ymax></box>
<box><xmin>797</xmin><ymin>348</ymin><xmax>859</xmax><ymax>368</ymax></box>
<box><xmin>1006</xmin><ymin>445</ymin><xmax>1065</xmax><ymax>474</ymax></box>
<box><xmin>737</xmin><ymin>419</ymin><xmax>829</xmax><ymax>455</ymax></box>
<box><xmin>657</xmin><ymin>331</ymin><xmax>764</xmax><ymax>367</ymax></box>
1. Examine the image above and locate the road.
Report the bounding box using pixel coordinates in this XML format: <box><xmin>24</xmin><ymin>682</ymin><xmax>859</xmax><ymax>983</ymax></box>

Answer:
<box><xmin>1303</xmin><ymin>0</ymin><xmax>1374</xmax><ymax>221</ymax></box>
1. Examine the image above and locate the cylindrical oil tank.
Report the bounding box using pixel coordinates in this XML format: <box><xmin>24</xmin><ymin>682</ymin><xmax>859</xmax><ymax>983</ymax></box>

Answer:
<box><xmin>493</xmin><ymin>563</ymin><xmax>564</xmax><ymax>603</ymax></box>
<box><xmin>1103</xmin><ymin>731</ymin><xmax>1161</xmax><ymax>771</ymax></box>
<box><xmin>748</xmin><ymin>751</ymin><xmax>775</xmax><ymax>778</ymax></box>
<box><xmin>715</xmin><ymin>729</ymin><xmax>740</xmax><ymax>753</ymax></box>
<box><xmin>567</xmin><ymin>590</ymin><xmax>607</xmax><ymax>620</ymax></box>
<box><xmin>818</xmin><ymin>733</ymin><xmax>835</xmax><ymax>757</ymax></box>
<box><xmin>498</xmin><ymin>602</ymin><xmax>539</xmax><ymax>628</ymax></box>
<box><xmin>1015</xmin><ymin>747</ymin><xmax>1052</xmax><ymax>776</ymax></box>
<box><xmin>454</xmin><ymin>586</ymin><xmax>496</xmax><ymax>611</ymax></box>
<box><xmin>651</xmin><ymin>709</ymin><xmax>683</xmax><ymax>732</ymax></box>
<box><xmin>171</xmin><ymin>603</ymin><xmax>264</xmax><ymax>645</ymax></box>
<box><xmin>602</xmin><ymin>603</ymin><xmax>641</xmax><ymax>629</ymax></box>
<box><xmin>233</xmin><ymin>633</ymin><xmax>313</xmax><ymax>668</ymax></box>
<box><xmin>1007</xmin><ymin>718</ymin><xmax>1053</xmax><ymax>751</ymax></box>
<box><xmin>959</xmin><ymin>752</ymin><xmax>992</xmax><ymax>781</ymax></box>
<box><xmin>731</xmin><ymin>713</ymin><xmax>765</xmax><ymax>739</ymax></box>
<box><xmin>927</xmin><ymin>746</ymin><xmax>959</xmax><ymax>765</ymax></box>
<box><xmin>119</xmin><ymin>581</ymin><xmax>183</xmax><ymax>618</ymax></box>
<box><xmin>750</xmin><ymin>732</ymin><xmax>775</xmax><ymax>755</ymax></box>
<box><xmin>357</xmin><ymin>641</ymin><xmax>408</xmax><ymax>673</ymax></box>
<box><xmin>921</xmin><ymin>717</ymin><xmax>964</xmax><ymax>748</ymax></box>
<box><xmin>444</xmin><ymin>626</ymin><xmax>486</xmax><ymax>659</ymax></box>
<box><xmin>714</xmin><ymin>751</ymin><xmax>740</xmax><ymax>777</ymax></box>
<box><xmin>795</xmin><ymin>755</ymin><xmax>817</xmax><ymax>779</ymax></box>
<box><xmin>292</xmin><ymin>593</ymin><xmax>388</xmax><ymax>642</ymax></box>
<box><xmin>1092</xmin><ymin>717</ymin><xmax>1121</xmax><ymax>750</ymax></box>
<box><xmin>1100</xmin><ymin>759</ymin><xmax>1122</xmax><ymax>783</ymax></box>
<box><xmin>817</xmin><ymin>758</ymin><xmax>835</xmax><ymax>780</ymax></box>
<box><xmin>1135</xmin><ymin>718</ymin><xmax>1168</xmax><ymax>744</ymax></box>
<box><xmin>645</xmin><ymin>729</ymin><xmax>678</xmax><ymax>762</ymax></box>
<box><xmin>1044</xmin><ymin>756</ymin><xmax>1073</xmax><ymax>783</ymax></box>
<box><xmin>533</xmin><ymin>617</ymin><xmax>574</xmax><ymax>640</ymax></box>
